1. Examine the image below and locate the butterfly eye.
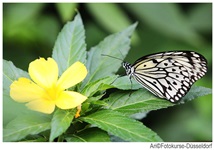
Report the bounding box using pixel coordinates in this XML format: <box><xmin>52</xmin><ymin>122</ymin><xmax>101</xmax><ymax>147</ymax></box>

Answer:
<box><xmin>122</xmin><ymin>62</ymin><xmax>126</xmax><ymax>68</ymax></box>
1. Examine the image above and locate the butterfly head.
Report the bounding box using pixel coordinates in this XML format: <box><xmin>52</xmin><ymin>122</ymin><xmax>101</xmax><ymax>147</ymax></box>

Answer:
<box><xmin>122</xmin><ymin>62</ymin><xmax>133</xmax><ymax>76</ymax></box>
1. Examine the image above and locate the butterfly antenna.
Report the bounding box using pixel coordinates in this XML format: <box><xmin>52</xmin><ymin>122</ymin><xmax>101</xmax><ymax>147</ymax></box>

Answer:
<box><xmin>101</xmin><ymin>54</ymin><xmax>124</xmax><ymax>62</ymax></box>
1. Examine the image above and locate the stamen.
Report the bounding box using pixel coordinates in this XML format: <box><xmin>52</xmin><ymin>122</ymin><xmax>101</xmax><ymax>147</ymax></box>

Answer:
<box><xmin>75</xmin><ymin>105</ymin><xmax>82</xmax><ymax>118</ymax></box>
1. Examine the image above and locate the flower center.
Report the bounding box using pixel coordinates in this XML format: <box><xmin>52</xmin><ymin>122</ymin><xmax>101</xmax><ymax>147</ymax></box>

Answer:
<box><xmin>44</xmin><ymin>84</ymin><xmax>62</xmax><ymax>101</ymax></box>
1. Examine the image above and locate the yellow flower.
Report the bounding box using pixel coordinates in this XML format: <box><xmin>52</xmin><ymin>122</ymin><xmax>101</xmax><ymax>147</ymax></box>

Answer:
<box><xmin>10</xmin><ymin>58</ymin><xmax>88</xmax><ymax>115</ymax></box>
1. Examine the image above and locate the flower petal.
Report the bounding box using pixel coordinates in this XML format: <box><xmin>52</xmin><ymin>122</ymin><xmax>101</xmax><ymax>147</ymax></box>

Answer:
<box><xmin>29</xmin><ymin>58</ymin><xmax>58</xmax><ymax>89</ymax></box>
<box><xmin>26</xmin><ymin>99</ymin><xmax>55</xmax><ymax>114</ymax></box>
<box><xmin>55</xmin><ymin>91</ymin><xmax>87</xmax><ymax>109</ymax></box>
<box><xmin>10</xmin><ymin>78</ymin><xmax>45</xmax><ymax>102</ymax></box>
<box><xmin>57</xmin><ymin>61</ymin><xmax>87</xmax><ymax>90</ymax></box>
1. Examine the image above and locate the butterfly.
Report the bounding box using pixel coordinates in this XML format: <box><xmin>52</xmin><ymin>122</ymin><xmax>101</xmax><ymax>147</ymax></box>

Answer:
<box><xmin>122</xmin><ymin>51</ymin><xmax>207</xmax><ymax>103</ymax></box>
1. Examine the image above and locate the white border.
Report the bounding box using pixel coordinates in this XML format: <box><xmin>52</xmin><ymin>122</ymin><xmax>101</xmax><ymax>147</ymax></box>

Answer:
<box><xmin>1</xmin><ymin>1</ymin><xmax>213</xmax><ymax>149</ymax></box>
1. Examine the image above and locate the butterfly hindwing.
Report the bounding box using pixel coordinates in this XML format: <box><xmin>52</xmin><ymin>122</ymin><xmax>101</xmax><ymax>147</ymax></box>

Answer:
<box><xmin>124</xmin><ymin>51</ymin><xmax>207</xmax><ymax>103</ymax></box>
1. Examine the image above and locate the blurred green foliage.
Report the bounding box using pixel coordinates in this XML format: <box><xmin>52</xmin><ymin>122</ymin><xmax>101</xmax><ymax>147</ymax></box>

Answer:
<box><xmin>3</xmin><ymin>3</ymin><xmax>212</xmax><ymax>142</ymax></box>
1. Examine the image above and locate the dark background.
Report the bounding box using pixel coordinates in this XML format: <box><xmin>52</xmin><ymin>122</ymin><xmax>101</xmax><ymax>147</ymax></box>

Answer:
<box><xmin>3</xmin><ymin>3</ymin><xmax>212</xmax><ymax>141</ymax></box>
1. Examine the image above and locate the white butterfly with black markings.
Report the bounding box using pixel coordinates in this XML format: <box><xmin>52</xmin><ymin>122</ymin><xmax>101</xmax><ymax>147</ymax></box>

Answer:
<box><xmin>122</xmin><ymin>51</ymin><xmax>207</xmax><ymax>103</ymax></box>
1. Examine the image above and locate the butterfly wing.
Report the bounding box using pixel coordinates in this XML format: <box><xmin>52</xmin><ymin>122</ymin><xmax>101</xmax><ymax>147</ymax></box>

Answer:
<box><xmin>131</xmin><ymin>51</ymin><xmax>207</xmax><ymax>102</ymax></box>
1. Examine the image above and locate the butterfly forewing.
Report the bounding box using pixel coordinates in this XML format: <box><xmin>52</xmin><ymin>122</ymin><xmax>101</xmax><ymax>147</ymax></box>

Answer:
<box><xmin>125</xmin><ymin>51</ymin><xmax>207</xmax><ymax>103</ymax></box>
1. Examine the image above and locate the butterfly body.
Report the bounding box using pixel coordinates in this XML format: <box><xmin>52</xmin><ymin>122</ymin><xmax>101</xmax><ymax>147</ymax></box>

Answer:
<box><xmin>122</xmin><ymin>51</ymin><xmax>207</xmax><ymax>103</ymax></box>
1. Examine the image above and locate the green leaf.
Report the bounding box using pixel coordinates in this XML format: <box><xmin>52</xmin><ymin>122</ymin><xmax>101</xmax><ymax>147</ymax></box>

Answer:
<box><xmin>3</xmin><ymin>114</ymin><xmax>51</xmax><ymax>142</ymax></box>
<box><xmin>56</xmin><ymin>3</ymin><xmax>78</xmax><ymax>23</ymax></box>
<box><xmin>125</xmin><ymin>3</ymin><xmax>204</xmax><ymax>47</ymax></box>
<box><xmin>52</xmin><ymin>13</ymin><xmax>86</xmax><ymax>75</ymax></box>
<box><xmin>105</xmin><ymin>86</ymin><xmax>212</xmax><ymax>115</ymax></box>
<box><xmin>22</xmin><ymin>136</ymin><xmax>48</xmax><ymax>142</ymax></box>
<box><xmin>82</xmin><ymin>75</ymin><xmax>118</xmax><ymax>97</ymax></box>
<box><xmin>111</xmin><ymin>76</ymin><xmax>142</xmax><ymax>90</ymax></box>
<box><xmin>66</xmin><ymin>127</ymin><xmax>110</xmax><ymax>142</ymax></box>
<box><xmin>83</xmin><ymin>23</ymin><xmax>137</xmax><ymax>87</ymax></box>
<box><xmin>49</xmin><ymin>109</ymin><xmax>76</xmax><ymax>141</ymax></box>
<box><xmin>105</xmin><ymin>89</ymin><xmax>173</xmax><ymax>115</ymax></box>
<box><xmin>81</xmin><ymin>110</ymin><xmax>162</xmax><ymax>142</ymax></box>
<box><xmin>81</xmin><ymin>94</ymin><xmax>107</xmax><ymax>115</ymax></box>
